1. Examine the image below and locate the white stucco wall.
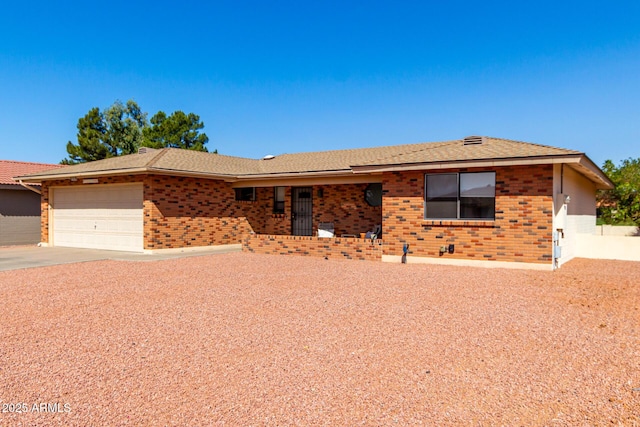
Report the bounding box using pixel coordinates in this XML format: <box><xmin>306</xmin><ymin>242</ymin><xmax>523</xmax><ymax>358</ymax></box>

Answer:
<box><xmin>553</xmin><ymin>164</ymin><xmax>597</xmax><ymax>267</ymax></box>
<box><xmin>575</xmin><ymin>234</ymin><xmax>640</xmax><ymax>261</ymax></box>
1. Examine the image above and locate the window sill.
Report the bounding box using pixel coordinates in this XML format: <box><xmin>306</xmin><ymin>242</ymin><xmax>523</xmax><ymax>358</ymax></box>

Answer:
<box><xmin>422</xmin><ymin>219</ymin><xmax>495</xmax><ymax>228</ymax></box>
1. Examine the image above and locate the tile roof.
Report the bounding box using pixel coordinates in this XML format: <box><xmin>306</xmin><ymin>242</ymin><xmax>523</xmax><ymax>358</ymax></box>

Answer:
<box><xmin>14</xmin><ymin>136</ymin><xmax>609</xmax><ymax>188</ymax></box>
<box><xmin>0</xmin><ymin>160</ymin><xmax>65</xmax><ymax>186</ymax></box>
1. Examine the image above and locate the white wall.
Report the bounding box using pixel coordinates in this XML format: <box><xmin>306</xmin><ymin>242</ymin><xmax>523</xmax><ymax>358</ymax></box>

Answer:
<box><xmin>576</xmin><ymin>235</ymin><xmax>640</xmax><ymax>261</ymax></box>
<box><xmin>553</xmin><ymin>164</ymin><xmax>597</xmax><ymax>267</ymax></box>
<box><xmin>597</xmin><ymin>225</ymin><xmax>640</xmax><ymax>236</ymax></box>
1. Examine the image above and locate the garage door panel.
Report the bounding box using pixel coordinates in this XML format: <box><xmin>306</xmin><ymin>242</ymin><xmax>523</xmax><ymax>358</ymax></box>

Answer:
<box><xmin>52</xmin><ymin>184</ymin><xmax>143</xmax><ymax>252</ymax></box>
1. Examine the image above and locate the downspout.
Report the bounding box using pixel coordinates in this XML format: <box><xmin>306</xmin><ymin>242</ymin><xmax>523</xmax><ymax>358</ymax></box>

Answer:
<box><xmin>18</xmin><ymin>180</ymin><xmax>41</xmax><ymax>195</ymax></box>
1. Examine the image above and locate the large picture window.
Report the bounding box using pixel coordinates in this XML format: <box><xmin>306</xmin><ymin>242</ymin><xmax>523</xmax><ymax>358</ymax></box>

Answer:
<box><xmin>425</xmin><ymin>172</ymin><xmax>495</xmax><ymax>219</ymax></box>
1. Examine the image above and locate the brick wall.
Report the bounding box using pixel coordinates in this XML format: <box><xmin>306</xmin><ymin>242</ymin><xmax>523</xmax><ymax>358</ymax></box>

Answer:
<box><xmin>243</xmin><ymin>234</ymin><xmax>383</xmax><ymax>261</ymax></box>
<box><xmin>146</xmin><ymin>175</ymin><xmax>263</xmax><ymax>249</ymax></box>
<box><xmin>40</xmin><ymin>177</ymin><xmax>383</xmax><ymax>250</ymax></box>
<box><xmin>41</xmin><ymin>175</ymin><xmax>265</xmax><ymax>249</ymax></box>
<box><xmin>40</xmin><ymin>182</ymin><xmax>50</xmax><ymax>243</ymax></box>
<box><xmin>261</xmin><ymin>186</ymin><xmax>291</xmax><ymax>235</ymax></box>
<box><xmin>42</xmin><ymin>168</ymin><xmax>553</xmax><ymax>264</ymax></box>
<box><xmin>382</xmin><ymin>165</ymin><xmax>554</xmax><ymax>264</ymax></box>
<box><xmin>257</xmin><ymin>183</ymin><xmax>382</xmax><ymax>237</ymax></box>
<box><xmin>313</xmin><ymin>184</ymin><xmax>382</xmax><ymax>236</ymax></box>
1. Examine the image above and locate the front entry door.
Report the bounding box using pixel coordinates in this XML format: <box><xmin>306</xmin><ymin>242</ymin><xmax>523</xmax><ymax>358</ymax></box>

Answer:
<box><xmin>292</xmin><ymin>187</ymin><xmax>313</xmax><ymax>236</ymax></box>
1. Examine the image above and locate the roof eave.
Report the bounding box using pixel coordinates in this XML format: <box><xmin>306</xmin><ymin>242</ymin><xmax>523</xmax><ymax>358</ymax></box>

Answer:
<box><xmin>351</xmin><ymin>154</ymin><xmax>614</xmax><ymax>189</ymax></box>
<box><xmin>574</xmin><ymin>155</ymin><xmax>614</xmax><ymax>190</ymax></box>
<box><xmin>15</xmin><ymin>167</ymin><xmax>238</xmax><ymax>183</ymax></box>
<box><xmin>14</xmin><ymin>168</ymin><xmax>153</xmax><ymax>183</ymax></box>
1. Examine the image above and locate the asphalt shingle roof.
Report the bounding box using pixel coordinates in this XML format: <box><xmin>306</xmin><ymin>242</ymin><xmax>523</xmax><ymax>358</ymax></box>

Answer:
<box><xmin>16</xmin><ymin>136</ymin><xmax>606</xmax><ymax>185</ymax></box>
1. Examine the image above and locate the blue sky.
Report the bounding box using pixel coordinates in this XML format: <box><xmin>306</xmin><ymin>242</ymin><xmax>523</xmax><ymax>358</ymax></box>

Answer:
<box><xmin>1</xmin><ymin>1</ymin><xmax>638</xmax><ymax>167</ymax></box>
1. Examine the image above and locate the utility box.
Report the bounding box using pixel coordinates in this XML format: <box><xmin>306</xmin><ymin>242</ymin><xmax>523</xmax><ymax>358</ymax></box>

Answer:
<box><xmin>554</xmin><ymin>245</ymin><xmax>562</xmax><ymax>259</ymax></box>
<box><xmin>554</xmin><ymin>194</ymin><xmax>568</xmax><ymax>230</ymax></box>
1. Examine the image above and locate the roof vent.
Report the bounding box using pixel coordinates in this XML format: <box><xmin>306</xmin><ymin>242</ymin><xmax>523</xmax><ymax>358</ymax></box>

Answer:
<box><xmin>262</xmin><ymin>154</ymin><xmax>276</xmax><ymax>160</ymax></box>
<box><xmin>138</xmin><ymin>147</ymin><xmax>158</xmax><ymax>154</ymax></box>
<box><xmin>463</xmin><ymin>135</ymin><xmax>484</xmax><ymax>145</ymax></box>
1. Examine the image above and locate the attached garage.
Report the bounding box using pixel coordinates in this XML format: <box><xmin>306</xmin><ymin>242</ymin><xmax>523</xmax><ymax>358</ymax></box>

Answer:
<box><xmin>50</xmin><ymin>183</ymin><xmax>143</xmax><ymax>252</ymax></box>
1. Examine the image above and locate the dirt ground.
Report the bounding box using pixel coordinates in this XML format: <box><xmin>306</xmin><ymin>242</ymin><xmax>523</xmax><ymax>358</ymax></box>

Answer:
<box><xmin>0</xmin><ymin>253</ymin><xmax>638</xmax><ymax>426</ymax></box>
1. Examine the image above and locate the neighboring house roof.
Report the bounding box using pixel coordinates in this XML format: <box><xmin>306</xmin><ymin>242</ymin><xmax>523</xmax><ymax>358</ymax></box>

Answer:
<box><xmin>0</xmin><ymin>160</ymin><xmax>65</xmax><ymax>187</ymax></box>
<box><xmin>15</xmin><ymin>136</ymin><xmax>613</xmax><ymax>189</ymax></box>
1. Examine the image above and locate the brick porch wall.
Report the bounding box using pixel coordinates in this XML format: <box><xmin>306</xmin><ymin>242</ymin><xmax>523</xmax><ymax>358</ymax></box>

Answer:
<box><xmin>382</xmin><ymin>165</ymin><xmax>554</xmax><ymax>264</ymax></box>
<box><xmin>243</xmin><ymin>234</ymin><xmax>383</xmax><ymax>261</ymax></box>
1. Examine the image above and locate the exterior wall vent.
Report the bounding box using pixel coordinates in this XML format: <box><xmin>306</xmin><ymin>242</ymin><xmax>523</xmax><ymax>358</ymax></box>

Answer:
<box><xmin>138</xmin><ymin>147</ymin><xmax>158</xmax><ymax>154</ymax></box>
<box><xmin>463</xmin><ymin>136</ymin><xmax>485</xmax><ymax>145</ymax></box>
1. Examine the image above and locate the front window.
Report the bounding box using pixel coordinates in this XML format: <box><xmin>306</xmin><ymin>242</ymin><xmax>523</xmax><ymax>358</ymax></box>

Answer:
<box><xmin>235</xmin><ymin>187</ymin><xmax>255</xmax><ymax>201</ymax></box>
<box><xmin>425</xmin><ymin>172</ymin><xmax>495</xmax><ymax>219</ymax></box>
<box><xmin>273</xmin><ymin>187</ymin><xmax>285</xmax><ymax>213</ymax></box>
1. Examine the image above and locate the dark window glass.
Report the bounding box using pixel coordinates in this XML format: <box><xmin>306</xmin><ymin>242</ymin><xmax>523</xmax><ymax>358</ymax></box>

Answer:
<box><xmin>273</xmin><ymin>187</ymin><xmax>285</xmax><ymax>213</ymax></box>
<box><xmin>235</xmin><ymin>187</ymin><xmax>255</xmax><ymax>201</ymax></box>
<box><xmin>425</xmin><ymin>172</ymin><xmax>495</xmax><ymax>220</ymax></box>
<box><xmin>364</xmin><ymin>183</ymin><xmax>382</xmax><ymax>207</ymax></box>
<box><xmin>425</xmin><ymin>174</ymin><xmax>458</xmax><ymax>219</ymax></box>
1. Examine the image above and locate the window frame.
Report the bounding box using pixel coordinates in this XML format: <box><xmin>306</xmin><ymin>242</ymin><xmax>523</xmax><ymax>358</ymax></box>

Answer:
<box><xmin>424</xmin><ymin>171</ymin><xmax>496</xmax><ymax>220</ymax></box>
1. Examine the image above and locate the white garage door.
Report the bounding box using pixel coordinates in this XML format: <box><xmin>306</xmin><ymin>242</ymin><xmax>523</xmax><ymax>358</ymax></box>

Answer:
<box><xmin>52</xmin><ymin>184</ymin><xmax>143</xmax><ymax>252</ymax></box>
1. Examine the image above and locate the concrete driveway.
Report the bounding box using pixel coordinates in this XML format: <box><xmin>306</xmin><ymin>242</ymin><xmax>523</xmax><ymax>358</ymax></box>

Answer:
<box><xmin>0</xmin><ymin>244</ymin><xmax>241</xmax><ymax>271</ymax></box>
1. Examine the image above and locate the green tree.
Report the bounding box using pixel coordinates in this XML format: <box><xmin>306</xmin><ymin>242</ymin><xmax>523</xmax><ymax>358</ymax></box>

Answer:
<box><xmin>142</xmin><ymin>110</ymin><xmax>211</xmax><ymax>152</ymax></box>
<box><xmin>62</xmin><ymin>107</ymin><xmax>109</xmax><ymax>164</ymax></box>
<box><xmin>104</xmin><ymin>100</ymin><xmax>147</xmax><ymax>156</ymax></box>
<box><xmin>598</xmin><ymin>158</ymin><xmax>640</xmax><ymax>225</ymax></box>
<box><xmin>62</xmin><ymin>100</ymin><xmax>147</xmax><ymax>164</ymax></box>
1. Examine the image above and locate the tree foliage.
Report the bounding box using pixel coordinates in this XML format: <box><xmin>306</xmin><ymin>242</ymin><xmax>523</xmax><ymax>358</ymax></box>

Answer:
<box><xmin>62</xmin><ymin>100</ymin><xmax>213</xmax><ymax>164</ymax></box>
<box><xmin>104</xmin><ymin>100</ymin><xmax>147</xmax><ymax>156</ymax></box>
<box><xmin>597</xmin><ymin>158</ymin><xmax>640</xmax><ymax>225</ymax></box>
<box><xmin>141</xmin><ymin>111</ymin><xmax>211</xmax><ymax>152</ymax></box>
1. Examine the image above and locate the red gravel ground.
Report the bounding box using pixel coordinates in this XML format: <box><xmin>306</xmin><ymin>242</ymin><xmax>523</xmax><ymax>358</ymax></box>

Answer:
<box><xmin>1</xmin><ymin>253</ymin><xmax>639</xmax><ymax>426</ymax></box>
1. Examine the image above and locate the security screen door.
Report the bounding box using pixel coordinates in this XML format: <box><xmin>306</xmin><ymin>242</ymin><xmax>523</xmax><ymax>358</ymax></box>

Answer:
<box><xmin>291</xmin><ymin>187</ymin><xmax>313</xmax><ymax>236</ymax></box>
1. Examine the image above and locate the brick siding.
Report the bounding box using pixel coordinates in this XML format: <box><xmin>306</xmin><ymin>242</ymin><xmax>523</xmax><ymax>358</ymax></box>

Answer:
<box><xmin>40</xmin><ymin>167</ymin><xmax>553</xmax><ymax>265</ymax></box>
<box><xmin>313</xmin><ymin>184</ymin><xmax>382</xmax><ymax>236</ymax></box>
<box><xmin>381</xmin><ymin>165</ymin><xmax>554</xmax><ymax>264</ymax></box>
<box><xmin>41</xmin><ymin>175</ymin><xmax>263</xmax><ymax>249</ymax></box>
<box><xmin>146</xmin><ymin>175</ymin><xmax>263</xmax><ymax>249</ymax></box>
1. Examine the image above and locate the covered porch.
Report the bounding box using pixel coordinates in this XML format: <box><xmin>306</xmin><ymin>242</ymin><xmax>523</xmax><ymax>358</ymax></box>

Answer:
<box><xmin>236</xmin><ymin>179</ymin><xmax>384</xmax><ymax>260</ymax></box>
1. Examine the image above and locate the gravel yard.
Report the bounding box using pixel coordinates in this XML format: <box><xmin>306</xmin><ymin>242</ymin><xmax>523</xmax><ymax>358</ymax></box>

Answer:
<box><xmin>1</xmin><ymin>253</ymin><xmax>639</xmax><ymax>426</ymax></box>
